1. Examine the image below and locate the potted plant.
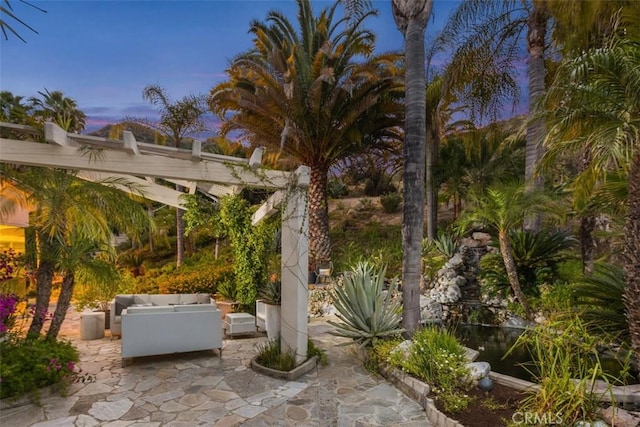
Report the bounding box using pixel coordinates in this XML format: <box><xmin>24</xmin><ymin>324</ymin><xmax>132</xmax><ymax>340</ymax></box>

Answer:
<box><xmin>215</xmin><ymin>279</ymin><xmax>238</xmax><ymax>319</ymax></box>
<box><xmin>258</xmin><ymin>279</ymin><xmax>281</xmax><ymax>340</ymax></box>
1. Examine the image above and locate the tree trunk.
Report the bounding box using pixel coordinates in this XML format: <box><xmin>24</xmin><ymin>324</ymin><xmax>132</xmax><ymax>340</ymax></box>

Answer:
<box><xmin>147</xmin><ymin>204</ymin><xmax>155</xmax><ymax>253</ymax></box>
<box><xmin>425</xmin><ymin>124</ymin><xmax>438</xmax><ymax>240</ymax></box>
<box><xmin>624</xmin><ymin>152</ymin><xmax>640</xmax><ymax>364</ymax></box>
<box><xmin>176</xmin><ymin>185</ymin><xmax>185</xmax><ymax>268</ymax></box>
<box><xmin>308</xmin><ymin>164</ymin><xmax>331</xmax><ymax>269</ymax></box>
<box><xmin>47</xmin><ymin>271</ymin><xmax>74</xmax><ymax>340</ymax></box>
<box><xmin>498</xmin><ymin>229</ymin><xmax>532</xmax><ymax>320</ymax></box>
<box><xmin>393</xmin><ymin>0</ymin><xmax>432</xmax><ymax>336</ymax></box>
<box><xmin>523</xmin><ymin>4</ymin><xmax>548</xmax><ymax>232</ymax></box>
<box><xmin>27</xmin><ymin>232</ymin><xmax>55</xmax><ymax>338</ymax></box>
<box><xmin>579</xmin><ymin>214</ymin><xmax>596</xmax><ymax>275</ymax></box>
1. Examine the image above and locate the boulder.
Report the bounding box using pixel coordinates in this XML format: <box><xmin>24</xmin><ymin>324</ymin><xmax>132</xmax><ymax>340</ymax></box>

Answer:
<box><xmin>467</xmin><ymin>361</ymin><xmax>491</xmax><ymax>380</ymax></box>
<box><xmin>600</xmin><ymin>406</ymin><xmax>640</xmax><ymax>427</ymax></box>
<box><xmin>472</xmin><ymin>232</ymin><xmax>492</xmax><ymax>243</ymax></box>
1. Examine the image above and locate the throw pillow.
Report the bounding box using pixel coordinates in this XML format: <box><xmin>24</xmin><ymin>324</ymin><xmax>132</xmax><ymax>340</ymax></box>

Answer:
<box><xmin>115</xmin><ymin>295</ymin><xmax>135</xmax><ymax>316</ymax></box>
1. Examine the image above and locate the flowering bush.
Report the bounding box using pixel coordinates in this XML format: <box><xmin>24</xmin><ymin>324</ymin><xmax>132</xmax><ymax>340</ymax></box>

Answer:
<box><xmin>0</xmin><ymin>337</ymin><xmax>92</xmax><ymax>400</ymax></box>
<box><xmin>375</xmin><ymin>327</ymin><xmax>473</xmax><ymax>413</ymax></box>
<box><xmin>0</xmin><ymin>293</ymin><xmax>22</xmax><ymax>335</ymax></box>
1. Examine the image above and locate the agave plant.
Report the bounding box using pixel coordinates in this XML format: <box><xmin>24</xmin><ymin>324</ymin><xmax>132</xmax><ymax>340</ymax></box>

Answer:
<box><xmin>328</xmin><ymin>261</ymin><xmax>404</xmax><ymax>347</ymax></box>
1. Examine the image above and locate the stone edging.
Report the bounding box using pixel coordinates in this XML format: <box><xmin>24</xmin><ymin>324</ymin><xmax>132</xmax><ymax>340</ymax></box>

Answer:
<box><xmin>379</xmin><ymin>364</ymin><xmax>464</xmax><ymax>427</ymax></box>
<box><xmin>250</xmin><ymin>355</ymin><xmax>318</xmax><ymax>380</ymax></box>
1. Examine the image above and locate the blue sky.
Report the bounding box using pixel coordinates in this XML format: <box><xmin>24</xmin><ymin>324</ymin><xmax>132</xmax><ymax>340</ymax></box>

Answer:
<box><xmin>1</xmin><ymin>1</ymin><xmax>462</xmax><ymax>133</ymax></box>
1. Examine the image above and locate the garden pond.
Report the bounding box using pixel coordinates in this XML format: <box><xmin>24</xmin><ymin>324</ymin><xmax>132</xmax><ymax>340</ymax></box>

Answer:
<box><xmin>454</xmin><ymin>325</ymin><xmax>638</xmax><ymax>384</ymax></box>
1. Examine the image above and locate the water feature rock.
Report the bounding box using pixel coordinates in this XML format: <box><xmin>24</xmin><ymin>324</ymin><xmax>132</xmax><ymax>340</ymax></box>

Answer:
<box><xmin>600</xmin><ymin>406</ymin><xmax>640</xmax><ymax>427</ymax></box>
<box><xmin>420</xmin><ymin>297</ymin><xmax>443</xmax><ymax>322</ymax></box>
<box><xmin>467</xmin><ymin>361</ymin><xmax>491</xmax><ymax>380</ymax></box>
<box><xmin>502</xmin><ymin>316</ymin><xmax>530</xmax><ymax>329</ymax></box>
<box><xmin>472</xmin><ymin>232</ymin><xmax>492</xmax><ymax>243</ymax></box>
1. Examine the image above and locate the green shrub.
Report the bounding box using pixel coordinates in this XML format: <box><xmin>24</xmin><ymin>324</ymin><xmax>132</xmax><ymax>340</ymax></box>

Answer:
<box><xmin>479</xmin><ymin>229</ymin><xmax>575</xmax><ymax>298</ymax></box>
<box><xmin>328</xmin><ymin>261</ymin><xmax>404</xmax><ymax>347</ymax></box>
<box><xmin>380</xmin><ymin>192</ymin><xmax>402</xmax><ymax>213</ymax></box>
<box><xmin>570</xmin><ymin>263</ymin><xmax>628</xmax><ymax>341</ymax></box>
<box><xmin>508</xmin><ymin>317</ymin><xmax>629</xmax><ymax>425</ymax></box>
<box><xmin>158</xmin><ymin>263</ymin><xmax>235</xmax><ymax>295</ymax></box>
<box><xmin>327</xmin><ymin>178</ymin><xmax>349</xmax><ymax>199</ymax></box>
<box><xmin>0</xmin><ymin>337</ymin><xmax>88</xmax><ymax>400</ymax></box>
<box><xmin>307</xmin><ymin>340</ymin><xmax>328</xmax><ymax>367</ymax></box>
<box><xmin>402</xmin><ymin>327</ymin><xmax>472</xmax><ymax>412</ymax></box>
<box><xmin>255</xmin><ymin>339</ymin><xmax>296</xmax><ymax>371</ymax></box>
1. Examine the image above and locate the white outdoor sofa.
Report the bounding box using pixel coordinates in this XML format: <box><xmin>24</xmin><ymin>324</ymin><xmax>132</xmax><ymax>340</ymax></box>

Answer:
<box><xmin>110</xmin><ymin>294</ymin><xmax>222</xmax><ymax>365</ymax></box>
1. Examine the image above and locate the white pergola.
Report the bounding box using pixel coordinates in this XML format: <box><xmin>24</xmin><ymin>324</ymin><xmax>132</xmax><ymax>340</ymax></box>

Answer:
<box><xmin>0</xmin><ymin>122</ymin><xmax>310</xmax><ymax>362</ymax></box>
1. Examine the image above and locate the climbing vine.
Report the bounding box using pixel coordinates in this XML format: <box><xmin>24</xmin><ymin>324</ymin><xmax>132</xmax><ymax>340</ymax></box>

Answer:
<box><xmin>219</xmin><ymin>194</ymin><xmax>277</xmax><ymax>306</ymax></box>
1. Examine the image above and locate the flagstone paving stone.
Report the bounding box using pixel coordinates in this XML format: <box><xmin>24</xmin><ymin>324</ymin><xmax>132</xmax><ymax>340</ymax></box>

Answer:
<box><xmin>0</xmin><ymin>306</ymin><xmax>431</xmax><ymax>426</ymax></box>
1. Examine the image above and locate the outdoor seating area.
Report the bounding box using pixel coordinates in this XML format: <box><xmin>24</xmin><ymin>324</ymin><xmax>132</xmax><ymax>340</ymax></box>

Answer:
<box><xmin>0</xmin><ymin>305</ymin><xmax>430</xmax><ymax>426</ymax></box>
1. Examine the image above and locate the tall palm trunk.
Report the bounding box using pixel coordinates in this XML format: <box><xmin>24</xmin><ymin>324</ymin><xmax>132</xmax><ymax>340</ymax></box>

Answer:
<box><xmin>498</xmin><ymin>229</ymin><xmax>532</xmax><ymax>320</ymax></box>
<box><xmin>624</xmin><ymin>152</ymin><xmax>640</xmax><ymax>363</ymax></box>
<box><xmin>579</xmin><ymin>215</ymin><xmax>596</xmax><ymax>275</ymax></box>
<box><xmin>27</xmin><ymin>232</ymin><xmax>55</xmax><ymax>338</ymax></box>
<box><xmin>308</xmin><ymin>164</ymin><xmax>331</xmax><ymax>269</ymax></box>
<box><xmin>47</xmin><ymin>271</ymin><xmax>74</xmax><ymax>339</ymax></box>
<box><xmin>393</xmin><ymin>0</ymin><xmax>433</xmax><ymax>336</ymax></box>
<box><xmin>523</xmin><ymin>4</ymin><xmax>548</xmax><ymax>232</ymax></box>
<box><xmin>425</xmin><ymin>124</ymin><xmax>439</xmax><ymax>240</ymax></box>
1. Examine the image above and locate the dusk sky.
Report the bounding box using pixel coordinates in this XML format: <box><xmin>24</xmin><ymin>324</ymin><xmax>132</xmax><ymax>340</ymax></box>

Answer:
<box><xmin>1</xmin><ymin>1</ymin><xmax>464</xmax><ymax>134</ymax></box>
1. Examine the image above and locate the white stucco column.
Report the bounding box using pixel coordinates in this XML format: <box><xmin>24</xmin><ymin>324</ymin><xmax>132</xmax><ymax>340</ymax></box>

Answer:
<box><xmin>280</xmin><ymin>166</ymin><xmax>309</xmax><ymax>363</ymax></box>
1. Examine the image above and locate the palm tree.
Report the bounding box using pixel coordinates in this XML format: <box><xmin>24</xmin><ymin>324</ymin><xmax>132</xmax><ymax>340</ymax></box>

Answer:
<box><xmin>1</xmin><ymin>168</ymin><xmax>150</xmax><ymax>338</ymax></box>
<box><xmin>391</xmin><ymin>0</ymin><xmax>433</xmax><ymax>335</ymax></box>
<box><xmin>139</xmin><ymin>85</ymin><xmax>207</xmax><ymax>268</ymax></box>
<box><xmin>541</xmin><ymin>5</ymin><xmax>640</xmax><ymax>359</ymax></box>
<box><xmin>461</xmin><ymin>182</ymin><xmax>555</xmax><ymax>319</ymax></box>
<box><xmin>0</xmin><ymin>0</ymin><xmax>45</xmax><ymax>42</ymax></box>
<box><xmin>30</xmin><ymin>89</ymin><xmax>86</xmax><ymax>133</ymax></box>
<box><xmin>439</xmin><ymin>0</ymin><xmax>549</xmax><ymax>232</ymax></box>
<box><xmin>210</xmin><ymin>0</ymin><xmax>403</xmax><ymax>269</ymax></box>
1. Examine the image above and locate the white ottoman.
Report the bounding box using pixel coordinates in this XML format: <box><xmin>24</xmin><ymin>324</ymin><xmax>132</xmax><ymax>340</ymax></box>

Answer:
<box><xmin>223</xmin><ymin>313</ymin><xmax>256</xmax><ymax>337</ymax></box>
<box><xmin>80</xmin><ymin>311</ymin><xmax>105</xmax><ymax>340</ymax></box>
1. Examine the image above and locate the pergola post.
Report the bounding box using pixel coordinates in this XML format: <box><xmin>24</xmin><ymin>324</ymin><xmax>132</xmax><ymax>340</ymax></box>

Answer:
<box><xmin>280</xmin><ymin>167</ymin><xmax>309</xmax><ymax>363</ymax></box>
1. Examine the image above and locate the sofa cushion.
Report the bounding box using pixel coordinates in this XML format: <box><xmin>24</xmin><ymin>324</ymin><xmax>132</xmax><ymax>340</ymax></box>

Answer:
<box><xmin>197</xmin><ymin>293</ymin><xmax>211</xmax><ymax>304</ymax></box>
<box><xmin>149</xmin><ymin>294</ymin><xmax>181</xmax><ymax>306</ymax></box>
<box><xmin>125</xmin><ymin>306</ymin><xmax>175</xmax><ymax>314</ymax></box>
<box><xmin>174</xmin><ymin>304</ymin><xmax>217</xmax><ymax>312</ymax></box>
<box><xmin>179</xmin><ymin>294</ymin><xmax>199</xmax><ymax>305</ymax></box>
<box><xmin>134</xmin><ymin>294</ymin><xmax>151</xmax><ymax>304</ymax></box>
<box><xmin>115</xmin><ymin>295</ymin><xmax>135</xmax><ymax>316</ymax></box>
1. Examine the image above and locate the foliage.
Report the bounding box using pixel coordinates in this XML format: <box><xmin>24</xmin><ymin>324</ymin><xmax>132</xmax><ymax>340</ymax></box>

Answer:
<box><xmin>363</xmin><ymin>171</ymin><xmax>396</xmax><ymax>197</ymax></box>
<box><xmin>0</xmin><ymin>248</ymin><xmax>23</xmax><ymax>281</ymax></box>
<box><xmin>73</xmin><ymin>261</ymin><xmax>135</xmax><ymax>312</ymax></box>
<box><xmin>308</xmin><ymin>339</ymin><xmax>328</xmax><ymax>367</ymax></box>
<box><xmin>507</xmin><ymin>317</ymin><xmax>631</xmax><ymax>425</ymax></box>
<box><xmin>421</xmin><ymin>240</ymin><xmax>447</xmax><ymax>284</ymax></box>
<box><xmin>259</xmin><ymin>279</ymin><xmax>281</xmax><ymax>305</ymax></box>
<box><xmin>571</xmin><ymin>263</ymin><xmax>628</xmax><ymax>341</ymax></box>
<box><xmin>434</xmin><ymin>229</ymin><xmax>461</xmax><ymax>258</ymax></box>
<box><xmin>215</xmin><ymin>279</ymin><xmax>237</xmax><ymax>303</ymax></box>
<box><xmin>380</xmin><ymin>192</ymin><xmax>402</xmax><ymax>213</ymax></box>
<box><xmin>479</xmin><ymin>229</ymin><xmax>575</xmax><ymax>298</ymax></box>
<box><xmin>381</xmin><ymin>328</ymin><xmax>473</xmax><ymax>413</ymax></box>
<box><xmin>331</xmin><ymin>223</ymin><xmax>403</xmax><ymax>277</ymax></box>
<box><xmin>0</xmin><ymin>293</ymin><xmax>21</xmax><ymax>335</ymax></box>
<box><xmin>182</xmin><ymin>193</ymin><xmax>225</xmax><ymax>240</ymax></box>
<box><xmin>327</xmin><ymin>178</ymin><xmax>349</xmax><ymax>199</ymax></box>
<box><xmin>219</xmin><ymin>195</ymin><xmax>276</xmax><ymax>306</ymax></box>
<box><xmin>255</xmin><ymin>339</ymin><xmax>296</xmax><ymax>372</ymax></box>
<box><xmin>328</xmin><ymin>261</ymin><xmax>404</xmax><ymax>347</ymax></box>
<box><xmin>0</xmin><ymin>337</ymin><xmax>92</xmax><ymax>400</ymax></box>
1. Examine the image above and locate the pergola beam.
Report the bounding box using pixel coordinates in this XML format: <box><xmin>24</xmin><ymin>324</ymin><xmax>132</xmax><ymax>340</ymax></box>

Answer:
<box><xmin>76</xmin><ymin>171</ymin><xmax>185</xmax><ymax>209</ymax></box>
<box><xmin>0</xmin><ymin>138</ymin><xmax>291</xmax><ymax>189</ymax></box>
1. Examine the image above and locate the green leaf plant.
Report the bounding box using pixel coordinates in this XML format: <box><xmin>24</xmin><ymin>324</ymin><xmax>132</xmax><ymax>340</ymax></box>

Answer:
<box><xmin>328</xmin><ymin>261</ymin><xmax>404</xmax><ymax>347</ymax></box>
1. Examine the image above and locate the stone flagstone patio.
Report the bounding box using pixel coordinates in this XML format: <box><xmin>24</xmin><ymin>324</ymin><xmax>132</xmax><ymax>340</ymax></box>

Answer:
<box><xmin>0</xmin><ymin>306</ymin><xmax>431</xmax><ymax>426</ymax></box>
